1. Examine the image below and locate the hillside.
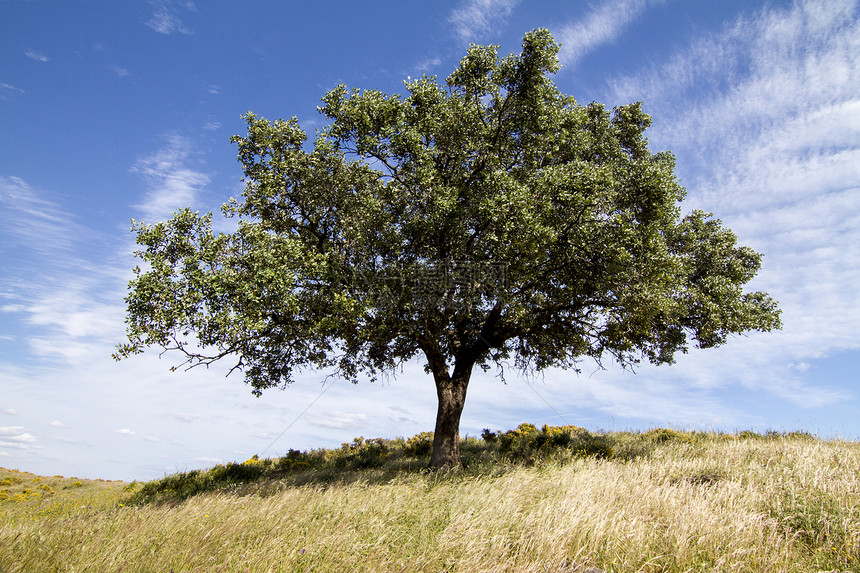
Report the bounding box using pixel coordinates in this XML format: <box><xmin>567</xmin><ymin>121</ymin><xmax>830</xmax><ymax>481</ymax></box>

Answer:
<box><xmin>1</xmin><ymin>427</ymin><xmax>858</xmax><ymax>572</ymax></box>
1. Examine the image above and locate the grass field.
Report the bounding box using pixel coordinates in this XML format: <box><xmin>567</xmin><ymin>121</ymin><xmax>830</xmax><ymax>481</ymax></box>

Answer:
<box><xmin>1</xmin><ymin>426</ymin><xmax>858</xmax><ymax>572</ymax></box>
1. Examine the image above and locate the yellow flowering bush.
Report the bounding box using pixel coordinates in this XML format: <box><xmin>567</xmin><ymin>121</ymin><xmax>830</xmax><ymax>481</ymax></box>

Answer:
<box><xmin>496</xmin><ymin>423</ymin><xmax>613</xmax><ymax>461</ymax></box>
<box><xmin>403</xmin><ymin>432</ymin><xmax>434</xmax><ymax>456</ymax></box>
<box><xmin>337</xmin><ymin>437</ymin><xmax>389</xmax><ymax>469</ymax></box>
<box><xmin>242</xmin><ymin>455</ymin><xmax>266</xmax><ymax>467</ymax></box>
<box><xmin>642</xmin><ymin>428</ymin><xmax>695</xmax><ymax>444</ymax></box>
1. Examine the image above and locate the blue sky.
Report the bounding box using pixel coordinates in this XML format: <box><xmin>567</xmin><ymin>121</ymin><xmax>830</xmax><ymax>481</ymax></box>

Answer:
<box><xmin>1</xmin><ymin>0</ymin><xmax>858</xmax><ymax>481</ymax></box>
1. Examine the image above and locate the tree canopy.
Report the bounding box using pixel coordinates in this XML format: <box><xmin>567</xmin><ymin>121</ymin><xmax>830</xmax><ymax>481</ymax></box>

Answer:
<box><xmin>116</xmin><ymin>29</ymin><xmax>781</xmax><ymax>467</ymax></box>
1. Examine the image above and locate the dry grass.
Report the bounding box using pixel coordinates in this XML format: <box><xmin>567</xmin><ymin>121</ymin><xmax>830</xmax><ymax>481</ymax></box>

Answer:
<box><xmin>1</xmin><ymin>431</ymin><xmax>858</xmax><ymax>572</ymax></box>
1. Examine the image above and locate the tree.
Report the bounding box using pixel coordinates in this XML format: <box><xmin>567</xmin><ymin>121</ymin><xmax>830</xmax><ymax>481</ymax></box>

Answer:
<box><xmin>115</xmin><ymin>29</ymin><xmax>781</xmax><ymax>468</ymax></box>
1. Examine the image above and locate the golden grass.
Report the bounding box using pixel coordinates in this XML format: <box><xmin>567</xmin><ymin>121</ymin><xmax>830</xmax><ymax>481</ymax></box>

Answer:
<box><xmin>1</xmin><ymin>432</ymin><xmax>858</xmax><ymax>572</ymax></box>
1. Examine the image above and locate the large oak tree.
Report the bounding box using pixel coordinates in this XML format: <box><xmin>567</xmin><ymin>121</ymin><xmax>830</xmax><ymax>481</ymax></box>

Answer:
<box><xmin>116</xmin><ymin>30</ymin><xmax>781</xmax><ymax>468</ymax></box>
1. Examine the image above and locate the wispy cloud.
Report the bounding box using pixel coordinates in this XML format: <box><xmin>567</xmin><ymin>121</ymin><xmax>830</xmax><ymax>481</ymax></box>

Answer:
<box><xmin>555</xmin><ymin>0</ymin><xmax>666</xmax><ymax>68</ymax></box>
<box><xmin>0</xmin><ymin>281</ymin><xmax>120</xmax><ymax>379</ymax></box>
<box><xmin>0</xmin><ymin>176</ymin><xmax>127</xmax><ymax>366</ymax></box>
<box><xmin>446</xmin><ymin>0</ymin><xmax>860</xmax><ymax>434</ymax></box>
<box><xmin>171</xmin><ymin>412</ymin><xmax>200</xmax><ymax>423</ymax></box>
<box><xmin>109</xmin><ymin>64</ymin><xmax>129</xmax><ymax>78</ymax></box>
<box><xmin>449</xmin><ymin>0</ymin><xmax>519</xmax><ymax>43</ymax></box>
<box><xmin>146</xmin><ymin>0</ymin><xmax>195</xmax><ymax>35</ymax></box>
<box><xmin>414</xmin><ymin>57</ymin><xmax>442</xmax><ymax>74</ymax></box>
<box><xmin>0</xmin><ymin>426</ymin><xmax>37</xmax><ymax>450</ymax></box>
<box><xmin>0</xmin><ymin>176</ymin><xmax>91</xmax><ymax>258</ymax></box>
<box><xmin>0</xmin><ymin>164</ymin><xmax>261</xmax><ymax>480</ymax></box>
<box><xmin>609</xmin><ymin>2</ymin><xmax>858</xmax><ymax>168</ymax></box>
<box><xmin>310</xmin><ymin>411</ymin><xmax>368</xmax><ymax>430</ymax></box>
<box><xmin>1</xmin><ymin>83</ymin><xmax>25</xmax><ymax>102</ymax></box>
<box><xmin>594</xmin><ymin>0</ymin><xmax>860</xmax><ymax>407</ymax></box>
<box><xmin>24</xmin><ymin>48</ymin><xmax>49</xmax><ymax>62</ymax></box>
<box><xmin>131</xmin><ymin>135</ymin><xmax>210</xmax><ymax>221</ymax></box>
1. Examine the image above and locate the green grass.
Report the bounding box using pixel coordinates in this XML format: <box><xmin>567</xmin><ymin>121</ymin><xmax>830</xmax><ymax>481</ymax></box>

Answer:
<box><xmin>1</xmin><ymin>426</ymin><xmax>858</xmax><ymax>572</ymax></box>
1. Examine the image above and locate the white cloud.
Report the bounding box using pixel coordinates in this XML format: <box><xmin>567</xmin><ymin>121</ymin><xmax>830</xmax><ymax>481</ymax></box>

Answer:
<box><xmin>131</xmin><ymin>135</ymin><xmax>211</xmax><ymax>222</ymax></box>
<box><xmin>0</xmin><ymin>176</ymin><xmax>91</xmax><ymax>257</ymax></box>
<box><xmin>608</xmin><ymin>0</ymin><xmax>858</xmax><ymax>164</ymax></box>
<box><xmin>24</xmin><ymin>49</ymin><xmax>49</xmax><ymax>62</ymax></box>
<box><xmin>109</xmin><ymin>65</ymin><xmax>129</xmax><ymax>78</ymax></box>
<box><xmin>25</xmin><ymin>280</ymin><xmax>124</xmax><ymax>338</ymax></box>
<box><xmin>115</xmin><ymin>428</ymin><xmax>136</xmax><ymax>436</ymax></box>
<box><xmin>3</xmin><ymin>409</ymin><xmax>17</xmax><ymax>415</ymax></box>
<box><xmin>555</xmin><ymin>0</ymin><xmax>666</xmax><ymax>68</ymax></box>
<box><xmin>414</xmin><ymin>57</ymin><xmax>442</xmax><ymax>74</ymax></box>
<box><xmin>146</xmin><ymin>0</ymin><xmax>194</xmax><ymax>35</ymax></box>
<box><xmin>0</xmin><ymin>426</ymin><xmax>37</xmax><ymax>449</ymax></box>
<box><xmin>49</xmin><ymin>420</ymin><xmax>64</xmax><ymax>427</ymax></box>
<box><xmin>1</xmin><ymin>83</ymin><xmax>25</xmax><ymax>102</ymax></box>
<box><xmin>449</xmin><ymin>0</ymin><xmax>519</xmax><ymax>43</ymax></box>
<box><xmin>310</xmin><ymin>411</ymin><xmax>368</xmax><ymax>430</ymax></box>
<box><xmin>590</xmin><ymin>0</ymin><xmax>860</xmax><ymax>409</ymax></box>
<box><xmin>251</xmin><ymin>430</ymin><xmax>281</xmax><ymax>440</ymax></box>
<box><xmin>1</xmin><ymin>278</ymin><xmax>126</xmax><ymax>366</ymax></box>
<box><xmin>0</xmin><ymin>176</ymin><xmax>128</xmax><ymax>365</ymax></box>
<box><xmin>171</xmin><ymin>412</ymin><xmax>199</xmax><ymax>423</ymax></box>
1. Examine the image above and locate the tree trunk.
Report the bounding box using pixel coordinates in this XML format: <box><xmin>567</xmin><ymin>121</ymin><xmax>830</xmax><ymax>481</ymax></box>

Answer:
<box><xmin>429</xmin><ymin>365</ymin><xmax>472</xmax><ymax>469</ymax></box>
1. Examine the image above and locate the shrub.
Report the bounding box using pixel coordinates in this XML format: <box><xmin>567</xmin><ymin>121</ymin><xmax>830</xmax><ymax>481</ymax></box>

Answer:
<box><xmin>496</xmin><ymin>423</ymin><xmax>611</xmax><ymax>462</ymax></box>
<box><xmin>738</xmin><ymin>430</ymin><xmax>763</xmax><ymax>440</ymax></box>
<box><xmin>210</xmin><ymin>462</ymin><xmax>267</xmax><ymax>483</ymax></box>
<box><xmin>352</xmin><ymin>438</ymin><xmax>389</xmax><ymax>469</ymax></box>
<box><xmin>570</xmin><ymin>431</ymin><xmax>614</xmax><ymax>459</ymax></box>
<box><xmin>497</xmin><ymin>423</ymin><xmax>540</xmax><ymax>453</ymax></box>
<box><xmin>242</xmin><ymin>454</ymin><xmax>265</xmax><ymax>466</ymax></box>
<box><xmin>334</xmin><ymin>437</ymin><xmax>391</xmax><ymax>469</ymax></box>
<box><xmin>783</xmin><ymin>430</ymin><xmax>815</xmax><ymax>440</ymax></box>
<box><xmin>273</xmin><ymin>448</ymin><xmax>329</xmax><ymax>472</ymax></box>
<box><xmin>126</xmin><ymin>422</ymin><xmax>627</xmax><ymax>504</ymax></box>
<box><xmin>643</xmin><ymin>428</ymin><xmax>695</xmax><ymax>444</ymax></box>
<box><xmin>403</xmin><ymin>432</ymin><xmax>434</xmax><ymax>456</ymax></box>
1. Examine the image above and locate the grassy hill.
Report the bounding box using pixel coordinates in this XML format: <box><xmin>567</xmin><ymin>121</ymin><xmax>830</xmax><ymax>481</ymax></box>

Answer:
<box><xmin>1</xmin><ymin>426</ymin><xmax>858</xmax><ymax>572</ymax></box>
